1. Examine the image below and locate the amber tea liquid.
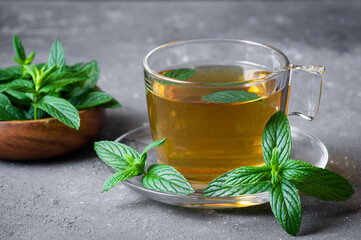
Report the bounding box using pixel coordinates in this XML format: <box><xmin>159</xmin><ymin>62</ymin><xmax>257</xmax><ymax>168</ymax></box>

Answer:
<box><xmin>146</xmin><ymin>64</ymin><xmax>289</xmax><ymax>190</ymax></box>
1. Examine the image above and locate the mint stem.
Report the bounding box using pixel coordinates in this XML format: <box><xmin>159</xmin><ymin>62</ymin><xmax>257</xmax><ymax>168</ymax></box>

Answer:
<box><xmin>33</xmin><ymin>105</ymin><xmax>38</xmax><ymax>120</ymax></box>
<box><xmin>33</xmin><ymin>91</ymin><xmax>39</xmax><ymax>120</ymax></box>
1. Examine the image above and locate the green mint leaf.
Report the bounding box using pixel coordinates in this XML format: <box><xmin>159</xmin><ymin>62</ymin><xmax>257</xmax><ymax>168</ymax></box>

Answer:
<box><xmin>202</xmin><ymin>90</ymin><xmax>263</xmax><ymax>104</ymax></box>
<box><xmin>0</xmin><ymin>106</ymin><xmax>19</xmax><ymax>120</ymax></box>
<box><xmin>78</xmin><ymin>61</ymin><xmax>99</xmax><ymax>88</ymax></box>
<box><xmin>48</xmin><ymin>38</ymin><xmax>66</xmax><ymax>73</ymax></box>
<box><xmin>163</xmin><ymin>68</ymin><xmax>195</xmax><ymax>81</ymax></box>
<box><xmin>262</xmin><ymin>111</ymin><xmax>291</xmax><ymax>166</ymax></box>
<box><xmin>34</xmin><ymin>96</ymin><xmax>80</xmax><ymax>130</ymax></box>
<box><xmin>68</xmin><ymin>90</ymin><xmax>116</xmax><ymax>110</ymax></box>
<box><xmin>141</xmin><ymin>138</ymin><xmax>166</xmax><ymax>156</ymax></box>
<box><xmin>270</xmin><ymin>179</ymin><xmax>301</xmax><ymax>236</ymax></box>
<box><xmin>39</xmin><ymin>71</ymin><xmax>87</xmax><ymax>93</ymax></box>
<box><xmin>66</xmin><ymin>87</ymin><xmax>90</xmax><ymax>98</ymax></box>
<box><xmin>13</xmin><ymin>34</ymin><xmax>26</xmax><ymax>62</ymax></box>
<box><xmin>12</xmin><ymin>58</ymin><xmax>24</xmax><ymax>65</ymax></box>
<box><xmin>140</xmin><ymin>138</ymin><xmax>166</xmax><ymax>170</ymax></box>
<box><xmin>66</xmin><ymin>63</ymin><xmax>83</xmax><ymax>72</ymax></box>
<box><xmin>224</xmin><ymin>165</ymin><xmax>272</xmax><ymax>186</ymax></box>
<box><xmin>97</xmin><ymin>98</ymin><xmax>122</xmax><ymax>109</ymax></box>
<box><xmin>94</xmin><ymin>141</ymin><xmax>140</xmax><ymax>172</ymax></box>
<box><xmin>282</xmin><ymin>160</ymin><xmax>354</xmax><ymax>201</ymax></box>
<box><xmin>36</xmin><ymin>65</ymin><xmax>59</xmax><ymax>87</ymax></box>
<box><xmin>102</xmin><ymin>167</ymin><xmax>141</xmax><ymax>193</ymax></box>
<box><xmin>142</xmin><ymin>164</ymin><xmax>194</xmax><ymax>195</ymax></box>
<box><xmin>66</xmin><ymin>88</ymin><xmax>120</xmax><ymax>110</ymax></box>
<box><xmin>5</xmin><ymin>90</ymin><xmax>33</xmax><ymax>105</ymax></box>
<box><xmin>24</xmin><ymin>51</ymin><xmax>36</xmax><ymax>65</ymax></box>
<box><xmin>22</xmin><ymin>65</ymin><xmax>37</xmax><ymax>82</ymax></box>
<box><xmin>0</xmin><ymin>105</ymin><xmax>29</xmax><ymax>121</ymax></box>
<box><xmin>203</xmin><ymin>171</ymin><xmax>271</xmax><ymax>197</ymax></box>
<box><xmin>0</xmin><ymin>93</ymin><xmax>11</xmax><ymax>105</ymax></box>
<box><xmin>33</xmin><ymin>63</ymin><xmax>47</xmax><ymax>72</ymax></box>
<box><xmin>45</xmin><ymin>91</ymin><xmax>61</xmax><ymax>98</ymax></box>
<box><xmin>0</xmin><ymin>66</ymin><xmax>23</xmax><ymax>81</ymax></box>
<box><xmin>65</xmin><ymin>62</ymin><xmax>99</xmax><ymax>87</ymax></box>
<box><xmin>0</xmin><ymin>79</ymin><xmax>34</xmax><ymax>93</ymax></box>
<box><xmin>55</xmin><ymin>85</ymin><xmax>74</xmax><ymax>93</ymax></box>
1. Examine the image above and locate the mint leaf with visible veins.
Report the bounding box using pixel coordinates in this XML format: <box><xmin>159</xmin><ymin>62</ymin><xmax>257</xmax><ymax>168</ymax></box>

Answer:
<box><xmin>202</xmin><ymin>90</ymin><xmax>263</xmax><ymax>104</ymax></box>
<box><xmin>94</xmin><ymin>141</ymin><xmax>140</xmax><ymax>172</ymax></box>
<box><xmin>95</xmin><ymin>138</ymin><xmax>194</xmax><ymax>194</ymax></box>
<box><xmin>270</xmin><ymin>179</ymin><xmax>301</xmax><ymax>236</ymax></box>
<box><xmin>102</xmin><ymin>168</ymin><xmax>141</xmax><ymax>193</ymax></box>
<box><xmin>12</xmin><ymin>34</ymin><xmax>26</xmax><ymax>63</ymax></box>
<box><xmin>282</xmin><ymin>160</ymin><xmax>354</xmax><ymax>201</ymax></box>
<box><xmin>142</xmin><ymin>164</ymin><xmax>194</xmax><ymax>195</ymax></box>
<box><xmin>262</xmin><ymin>111</ymin><xmax>291</xmax><ymax>166</ymax></box>
<box><xmin>47</xmin><ymin>38</ymin><xmax>66</xmax><ymax>73</ymax></box>
<box><xmin>163</xmin><ymin>68</ymin><xmax>195</xmax><ymax>80</ymax></box>
<box><xmin>203</xmin><ymin>171</ymin><xmax>271</xmax><ymax>197</ymax></box>
<box><xmin>34</xmin><ymin>96</ymin><xmax>80</xmax><ymax>130</ymax></box>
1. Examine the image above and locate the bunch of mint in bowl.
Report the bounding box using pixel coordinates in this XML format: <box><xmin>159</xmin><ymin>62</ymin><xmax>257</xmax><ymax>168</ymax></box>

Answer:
<box><xmin>0</xmin><ymin>35</ymin><xmax>120</xmax><ymax>160</ymax></box>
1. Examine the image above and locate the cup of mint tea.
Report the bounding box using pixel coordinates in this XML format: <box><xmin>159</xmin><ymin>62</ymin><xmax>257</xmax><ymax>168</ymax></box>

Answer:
<box><xmin>143</xmin><ymin>39</ymin><xmax>324</xmax><ymax>190</ymax></box>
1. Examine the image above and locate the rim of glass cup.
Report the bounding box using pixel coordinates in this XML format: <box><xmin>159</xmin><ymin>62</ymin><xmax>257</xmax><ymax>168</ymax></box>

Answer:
<box><xmin>143</xmin><ymin>38</ymin><xmax>290</xmax><ymax>86</ymax></box>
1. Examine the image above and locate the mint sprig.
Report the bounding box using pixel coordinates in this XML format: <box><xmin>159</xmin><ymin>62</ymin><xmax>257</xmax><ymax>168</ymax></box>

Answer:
<box><xmin>0</xmin><ymin>34</ymin><xmax>121</xmax><ymax>129</ymax></box>
<box><xmin>95</xmin><ymin>138</ymin><xmax>195</xmax><ymax>195</ymax></box>
<box><xmin>203</xmin><ymin>111</ymin><xmax>354</xmax><ymax>236</ymax></box>
<box><xmin>12</xmin><ymin>34</ymin><xmax>35</xmax><ymax>66</ymax></box>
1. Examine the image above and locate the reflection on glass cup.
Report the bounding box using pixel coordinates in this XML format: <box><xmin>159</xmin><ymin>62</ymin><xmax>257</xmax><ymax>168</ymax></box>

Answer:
<box><xmin>143</xmin><ymin>39</ymin><xmax>324</xmax><ymax>190</ymax></box>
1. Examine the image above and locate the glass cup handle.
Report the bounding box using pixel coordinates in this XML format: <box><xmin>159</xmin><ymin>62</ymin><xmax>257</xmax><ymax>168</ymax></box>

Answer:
<box><xmin>287</xmin><ymin>64</ymin><xmax>325</xmax><ymax>120</ymax></box>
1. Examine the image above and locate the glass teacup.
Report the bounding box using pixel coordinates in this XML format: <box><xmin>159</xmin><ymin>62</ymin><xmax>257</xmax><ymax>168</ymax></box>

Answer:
<box><xmin>143</xmin><ymin>39</ymin><xmax>324</xmax><ymax>190</ymax></box>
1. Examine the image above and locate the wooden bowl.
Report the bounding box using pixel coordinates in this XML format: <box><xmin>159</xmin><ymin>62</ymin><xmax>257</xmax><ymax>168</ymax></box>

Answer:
<box><xmin>0</xmin><ymin>107</ymin><xmax>106</xmax><ymax>160</ymax></box>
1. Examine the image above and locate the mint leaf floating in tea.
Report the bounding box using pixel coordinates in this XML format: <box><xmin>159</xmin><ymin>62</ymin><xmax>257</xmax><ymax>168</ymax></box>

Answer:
<box><xmin>163</xmin><ymin>68</ymin><xmax>196</xmax><ymax>80</ymax></box>
<box><xmin>0</xmin><ymin>34</ymin><xmax>120</xmax><ymax>129</ymax></box>
<box><xmin>156</xmin><ymin>68</ymin><xmax>195</xmax><ymax>86</ymax></box>
<box><xmin>203</xmin><ymin>110</ymin><xmax>354</xmax><ymax>236</ymax></box>
<box><xmin>95</xmin><ymin>138</ymin><xmax>195</xmax><ymax>195</ymax></box>
<box><xmin>202</xmin><ymin>90</ymin><xmax>263</xmax><ymax>104</ymax></box>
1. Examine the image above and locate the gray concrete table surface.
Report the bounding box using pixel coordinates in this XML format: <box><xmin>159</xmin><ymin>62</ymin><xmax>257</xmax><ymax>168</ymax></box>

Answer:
<box><xmin>0</xmin><ymin>1</ymin><xmax>360</xmax><ymax>239</ymax></box>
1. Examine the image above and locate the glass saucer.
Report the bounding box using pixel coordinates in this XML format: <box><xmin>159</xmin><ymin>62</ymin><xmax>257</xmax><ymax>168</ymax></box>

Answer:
<box><xmin>112</xmin><ymin>124</ymin><xmax>328</xmax><ymax>209</ymax></box>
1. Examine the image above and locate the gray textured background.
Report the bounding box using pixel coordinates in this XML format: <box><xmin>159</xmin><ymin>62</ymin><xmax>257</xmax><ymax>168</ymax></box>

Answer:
<box><xmin>1</xmin><ymin>1</ymin><xmax>361</xmax><ymax>239</ymax></box>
